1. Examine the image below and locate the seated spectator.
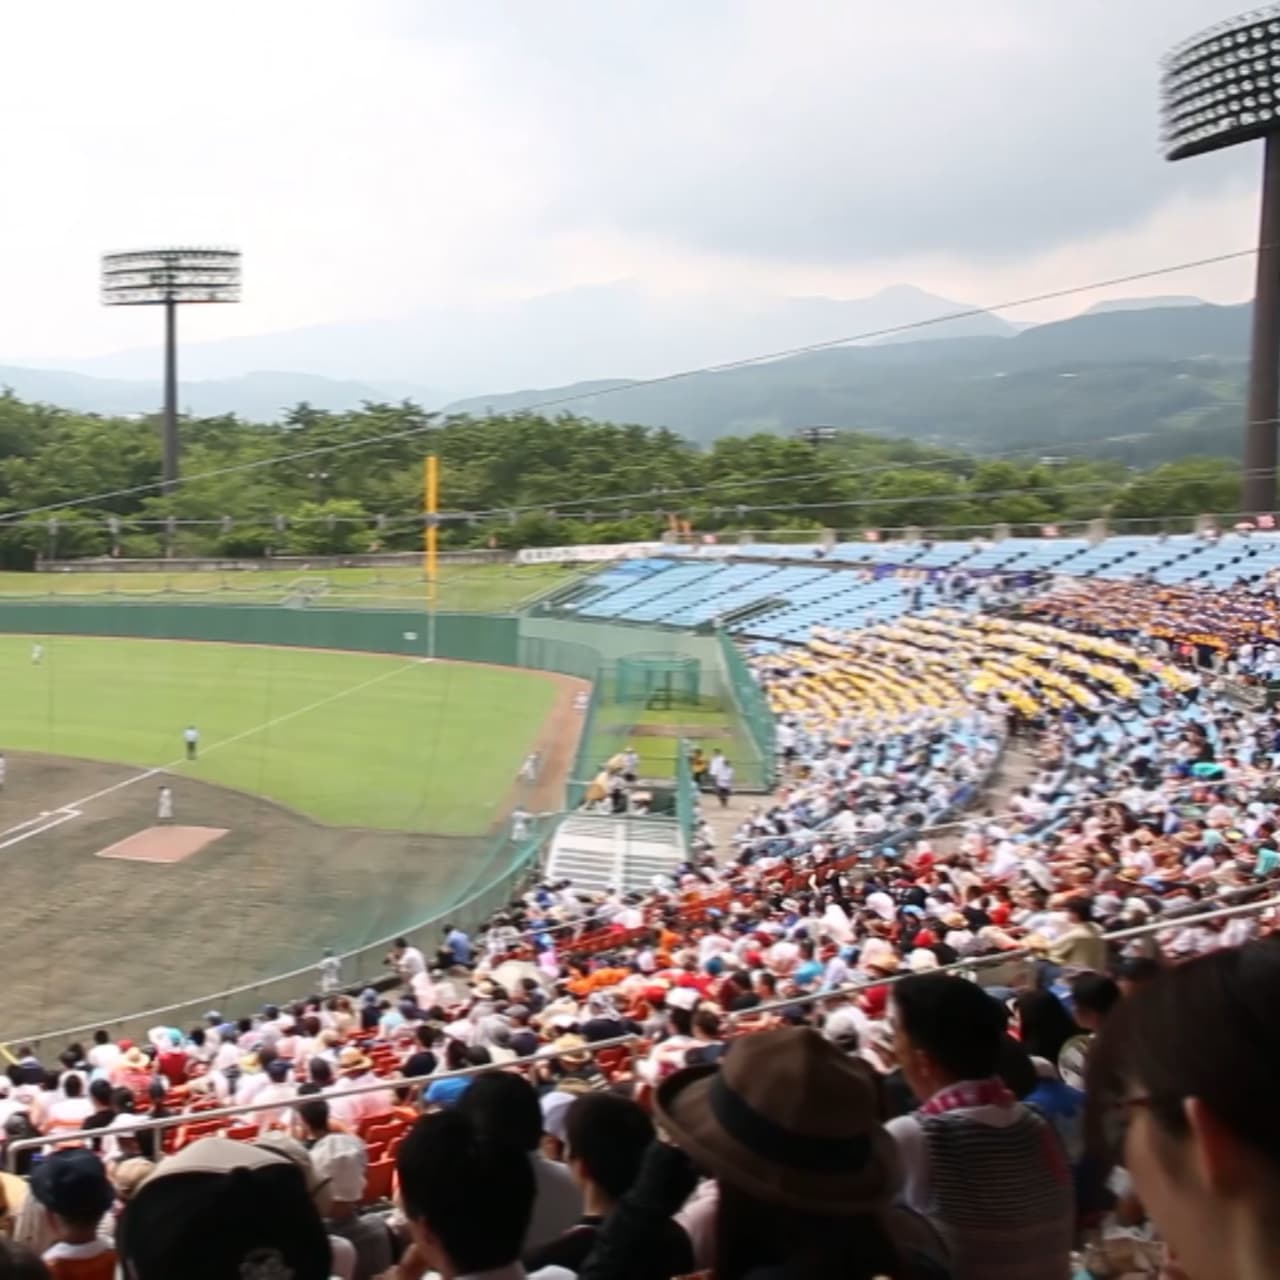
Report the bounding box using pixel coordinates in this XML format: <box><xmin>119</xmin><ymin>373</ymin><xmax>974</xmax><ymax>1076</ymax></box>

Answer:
<box><xmin>396</xmin><ymin>1110</ymin><xmax>533</xmax><ymax>1280</ymax></box>
<box><xmin>1089</xmin><ymin>940</ymin><xmax>1280</xmax><ymax>1280</ymax></box>
<box><xmin>41</xmin><ymin>1077</ymin><xmax>91</xmax><ymax>1140</ymax></box>
<box><xmin>292</xmin><ymin>1087</ymin><xmax>341</xmax><ymax>1147</ymax></box>
<box><xmin>328</xmin><ymin>1049</ymin><xmax>390</xmax><ymax>1130</ymax></box>
<box><xmin>587</xmin><ymin>1026</ymin><xmax>941</xmax><ymax>1280</ymax></box>
<box><xmin>116</xmin><ymin>1136</ymin><xmax>332</xmax><ymax>1279</ymax></box>
<box><xmin>455</xmin><ymin>1070</ymin><xmax>581</xmax><ymax>1251</ymax></box>
<box><xmin>310</xmin><ymin>1133</ymin><xmax>393</xmax><ymax>1280</ymax></box>
<box><xmin>888</xmin><ymin>974</ymin><xmax>1074</xmax><ymax>1279</ymax></box>
<box><xmin>29</xmin><ymin>1149</ymin><xmax>116</xmax><ymax>1280</ymax></box>
<box><xmin>401</xmin><ymin>1025</ymin><xmax>438</xmax><ymax>1081</ymax></box>
<box><xmin>108</xmin><ymin>1045</ymin><xmax>151</xmax><ymax>1096</ymax></box>
<box><xmin>422</xmin><ymin>1041</ymin><xmax>472</xmax><ymax>1110</ymax></box>
<box><xmin>1042</xmin><ymin>897</ymin><xmax>1108</xmax><ymax>973</ymax></box>
<box><xmin>253</xmin><ymin>1058</ymin><xmax>298</xmax><ymax>1134</ymax></box>
<box><xmin>525</xmin><ymin>1092</ymin><xmax>693</xmax><ymax>1277</ymax></box>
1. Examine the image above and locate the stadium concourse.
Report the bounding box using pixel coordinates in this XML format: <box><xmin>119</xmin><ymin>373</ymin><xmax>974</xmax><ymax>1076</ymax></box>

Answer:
<box><xmin>7</xmin><ymin>545</ymin><xmax>1280</xmax><ymax>1279</ymax></box>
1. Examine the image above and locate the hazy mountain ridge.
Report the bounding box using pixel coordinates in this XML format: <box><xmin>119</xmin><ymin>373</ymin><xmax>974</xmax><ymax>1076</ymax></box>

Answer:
<box><xmin>0</xmin><ymin>296</ymin><xmax>1254</xmax><ymax>465</ymax></box>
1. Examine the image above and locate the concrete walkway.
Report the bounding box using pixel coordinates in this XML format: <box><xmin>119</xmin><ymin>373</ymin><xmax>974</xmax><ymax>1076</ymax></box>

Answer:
<box><xmin>696</xmin><ymin>790</ymin><xmax>758</xmax><ymax>859</ymax></box>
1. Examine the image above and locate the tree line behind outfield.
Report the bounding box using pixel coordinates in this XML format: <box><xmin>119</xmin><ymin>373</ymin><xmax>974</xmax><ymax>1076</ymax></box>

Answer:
<box><xmin>0</xmin><ymin>390</ymin><xmax>1247</xmax><ymax>566</ymax></box>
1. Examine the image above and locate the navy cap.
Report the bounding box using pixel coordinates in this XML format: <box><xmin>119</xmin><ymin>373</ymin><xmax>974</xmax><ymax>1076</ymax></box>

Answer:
<box><xmin>30</xmin><ymin>1149</ymin><xmax>114</xmax><ymax>1221</ymax></box>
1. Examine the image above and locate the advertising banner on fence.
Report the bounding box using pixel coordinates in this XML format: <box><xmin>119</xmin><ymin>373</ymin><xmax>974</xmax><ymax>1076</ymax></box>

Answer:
<box><xmin>515</xmin><ymin>542</ymin><xmax>665</xmax><ymax>565</ymax></box>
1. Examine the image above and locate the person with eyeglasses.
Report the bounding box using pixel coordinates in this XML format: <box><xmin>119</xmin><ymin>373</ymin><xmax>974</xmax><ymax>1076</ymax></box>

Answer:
<box><xmin>1088</xmin><ymin>939</ymin><xmax>1280</xmax><ymax>1280</ymax></box>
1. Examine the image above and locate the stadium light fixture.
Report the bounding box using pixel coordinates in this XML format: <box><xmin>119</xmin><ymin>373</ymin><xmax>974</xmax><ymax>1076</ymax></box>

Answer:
<box><xmin>1162</xmin><ymin>6</ymin><xmax>1280</xmax><ymax>512</ymax></box>
<box><xmin>101</xmin><ymin>247</ymin><xmax>242</xmax><ymax>494</ymax></box>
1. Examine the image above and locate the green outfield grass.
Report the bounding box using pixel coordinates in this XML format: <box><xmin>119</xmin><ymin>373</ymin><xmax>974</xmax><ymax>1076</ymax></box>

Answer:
<box><xmin>0</xmin><ymin>635</ymin><xmax>554</xmax><ymax>833</ymax></box>
<box><xmin>0</xmin><ymin>563</ymin><xmax>580</xmax><ymax>612</ymax></box>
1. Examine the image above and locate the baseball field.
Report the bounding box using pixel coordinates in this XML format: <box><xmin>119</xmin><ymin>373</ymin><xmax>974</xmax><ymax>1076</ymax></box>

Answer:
<box><xmin>0</xmin><ymin>632</ymin><xmax>585</xmax><ymax>1037</ymax></box>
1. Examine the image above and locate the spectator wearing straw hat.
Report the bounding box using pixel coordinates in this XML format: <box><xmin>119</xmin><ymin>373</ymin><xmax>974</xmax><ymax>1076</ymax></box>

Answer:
<box><xmin>327</xmin><ymin>1048</ymin><xmax>388</xmax><ymax>1130</ymax></box>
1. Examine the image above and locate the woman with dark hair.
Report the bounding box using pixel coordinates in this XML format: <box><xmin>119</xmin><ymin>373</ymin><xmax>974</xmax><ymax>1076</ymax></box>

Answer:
<box><xmin>1012</xmin><ymin>990</ymin><xmax>1079</xmax><ymax>1067</ymax></box>
<box><xmin>1088</xmin><ymin>939</ymin><xmax>1280</xmax><ymax>1280</ymax></box>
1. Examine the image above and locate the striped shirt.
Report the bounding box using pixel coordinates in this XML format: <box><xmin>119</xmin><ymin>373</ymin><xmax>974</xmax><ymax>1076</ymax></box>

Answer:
<box><xmin>887</xmin><ymin>1095</ymin><xmax>1074</xmax><ymax>1280</ymax></box>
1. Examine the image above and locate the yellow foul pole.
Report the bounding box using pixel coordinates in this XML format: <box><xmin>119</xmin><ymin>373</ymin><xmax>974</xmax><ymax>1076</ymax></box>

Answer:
<box><xmin>425</xmin><ymin>454</ymin><xmax>439</xmax><ymax>605</ymax></box>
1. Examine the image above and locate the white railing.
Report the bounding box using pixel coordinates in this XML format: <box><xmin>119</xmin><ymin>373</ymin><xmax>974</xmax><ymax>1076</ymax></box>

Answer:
<box><xmin>4</xmin><ymin>1033</ymin><xmax>641</xmax><ymax>1172</ymax></box>
<box><xmin>8</xmin><ymin>892</ymin><xmax>1275</xmax><ymax>1173</ymax></box>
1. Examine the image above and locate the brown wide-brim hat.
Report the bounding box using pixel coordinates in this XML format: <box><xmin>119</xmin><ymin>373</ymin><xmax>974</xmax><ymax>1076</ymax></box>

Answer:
<box><xmin>654</xmin><ymin>1026</ymin><xmax>900</xmax><ymax>1216</ymax></box>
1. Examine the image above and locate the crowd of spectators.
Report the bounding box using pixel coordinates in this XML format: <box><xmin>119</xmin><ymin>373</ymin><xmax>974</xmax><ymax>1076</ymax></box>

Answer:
<box><xmin>3</xmin><ymin>586</ymin><xmax>1280</xmax><ymax>1279</ymax></box>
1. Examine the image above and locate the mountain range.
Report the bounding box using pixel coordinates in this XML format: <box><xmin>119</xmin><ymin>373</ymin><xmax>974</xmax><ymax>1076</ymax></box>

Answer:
<box><xmin>0</xmin><ymin>285</ymin><xmax>1249</xmax><ymax>463</ymax></box>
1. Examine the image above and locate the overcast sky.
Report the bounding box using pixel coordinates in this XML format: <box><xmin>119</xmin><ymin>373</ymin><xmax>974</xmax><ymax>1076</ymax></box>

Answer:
<box><xmin>0</xmin><ymin>0</ymin><xmax>1263</xmax><ymax>362</ymax></box>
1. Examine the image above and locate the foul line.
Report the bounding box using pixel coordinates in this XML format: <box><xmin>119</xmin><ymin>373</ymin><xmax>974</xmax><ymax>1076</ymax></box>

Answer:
<box><xmin>0</xmin><ymin>656</ymin><xmax>432</xmax><ymax>848</ymax></box>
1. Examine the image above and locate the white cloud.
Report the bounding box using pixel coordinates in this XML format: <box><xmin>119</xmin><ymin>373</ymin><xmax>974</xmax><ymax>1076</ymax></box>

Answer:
<box><xmin>0</xmin><ymin>0</ymin><xmax>1264</xmax><ymax>365</ymax></box>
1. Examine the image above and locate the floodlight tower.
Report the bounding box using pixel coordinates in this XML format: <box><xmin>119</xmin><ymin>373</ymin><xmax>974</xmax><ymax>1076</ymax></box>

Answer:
<box><xmin>101</xmin><ymin>247</ymin><xmax>241</xmax><ymax>493</ymax></box>
<box><xmin>1162</xmin><ymin>9</ymin><xmax>1280</xmax><ymax>513</ymax></box>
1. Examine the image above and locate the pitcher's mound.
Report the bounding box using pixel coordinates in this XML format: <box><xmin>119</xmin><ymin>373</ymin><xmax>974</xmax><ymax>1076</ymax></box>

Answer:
<box><xmin>96</xmin><ymin>826</ymin><xmax>229</xmax><ymax>865</ymax></box>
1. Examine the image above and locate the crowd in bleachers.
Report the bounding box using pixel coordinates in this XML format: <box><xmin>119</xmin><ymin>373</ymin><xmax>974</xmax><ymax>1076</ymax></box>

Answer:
<box><xmin>8</xmin><ymin>580</ymin><xmax>1280</xmax><ymax>1278</ymax></box>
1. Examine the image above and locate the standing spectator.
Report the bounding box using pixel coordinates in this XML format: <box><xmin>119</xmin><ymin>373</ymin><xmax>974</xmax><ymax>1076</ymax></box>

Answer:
<box><xmin>396</xmin><ymin>1111</ymin><xmax>534</xmax><ymax>1280</ymax></box>
<box><xmin>386</xmin><ymin>937</ymin><xmax>427</xmax><ymax>986</ymax></box>
<box><xmin>29</xmin><ymin>1150</ymin><xmax>116</xmax><ymax>1280</ymax></box>
<box><xmin>455</xmin><ymin>1071</ymin><xmax>581</xmax><ymax>1252</ymax></box>
<box><xmin>716</xmin><ymin>758</ymin><xmax>735</xmax><ymax>808</ymax></box>
<box><xmin>310</xmin><ymin>1133</ymin><xmax>392</xmax><ymax>1280</ymax></box>
<box><xmin>888</xmin><ymin>974</ymin><xmax>1074</xmax><ymax>1280</ymax></box>
<box><xmin>317</xmin><ymin>948</ymin><xmax>342</xmax><ymax>995</ymax></box>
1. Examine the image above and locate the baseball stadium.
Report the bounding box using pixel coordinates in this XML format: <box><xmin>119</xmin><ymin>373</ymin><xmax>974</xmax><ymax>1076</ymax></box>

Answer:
<box><xmin>0</xmin><ymin>556</ymin><xmax>777</xmax><ymax>1043</ymax></box>
<box><xmin>12</xmin><ymin>8</ymin><xmax>1280</xmax><ymax>1272</ymax></box>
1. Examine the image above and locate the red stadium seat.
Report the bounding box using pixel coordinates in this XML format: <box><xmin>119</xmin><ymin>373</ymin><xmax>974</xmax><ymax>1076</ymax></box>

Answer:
<box><xmin>363</xmin><ymin>1157</ymin><xmax>395</xmax><ymax>1204</ymax></box>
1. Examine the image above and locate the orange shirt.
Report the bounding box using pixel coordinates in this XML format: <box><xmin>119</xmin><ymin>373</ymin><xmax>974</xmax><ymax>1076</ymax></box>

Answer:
<box><xmin>43</xmin><ymin>1242</ymin><xmax>117</xmax><ymax>1280</ymax></box>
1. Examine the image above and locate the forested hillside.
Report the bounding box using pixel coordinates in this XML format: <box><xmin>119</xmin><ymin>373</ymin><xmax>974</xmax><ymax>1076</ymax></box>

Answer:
<box><xmin>0</xmin><ymin>393</ymin><xmax>1245</xmax><ymax>568</ymax></box>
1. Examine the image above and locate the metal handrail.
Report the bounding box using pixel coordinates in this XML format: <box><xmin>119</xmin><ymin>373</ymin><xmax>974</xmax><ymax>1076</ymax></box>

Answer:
<box><xmin>4</xmin><ymin>1033</ymin><xmax>641</xmax><ymax>1172</ymax></box>
<box><xmin>724</xmin><ymin>889</ymin><xmax>1280</xmax><ymax>1022</ymax></box>
<box><xmin>8</xmin><ymin>893</ymin><xmax>1277</xmax><ymax>1169</ymax></box>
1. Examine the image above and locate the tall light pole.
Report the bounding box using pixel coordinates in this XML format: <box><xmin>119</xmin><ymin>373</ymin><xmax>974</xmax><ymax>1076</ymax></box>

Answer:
<box><xmin>101</xmin><ymin>247</ymin><xmax>241</xmax><ymax>494</ymax></box>
<box><xmin>1162</xmin><ymin>9</ymin><xmax>1280</xmax><ymax>513</ymax></box>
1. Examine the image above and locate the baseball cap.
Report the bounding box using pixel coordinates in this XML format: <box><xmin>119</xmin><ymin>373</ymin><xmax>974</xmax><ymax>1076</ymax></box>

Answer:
<box><xmin>117</xmin><ymin>1138</ymin><xmax>332</xmax><ymax>1280</ymax></box>
<box><xmin>309</xmin><ymin>1133</ymin><xmax>367</xmax><ymax>1203</ymax></box>
<box><xmin>30</xmin><ymin>1149</ymin><xmax>114</xmax><ymax>1222</ymax></box>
